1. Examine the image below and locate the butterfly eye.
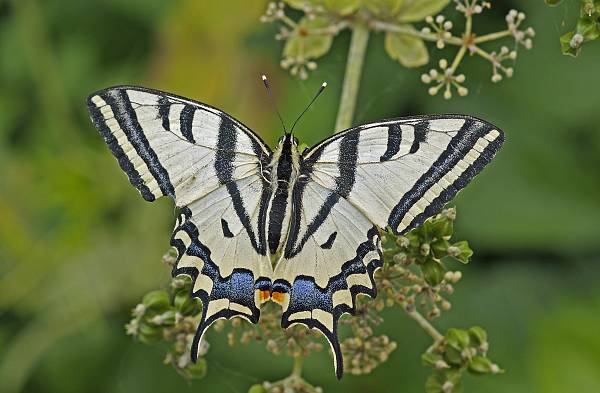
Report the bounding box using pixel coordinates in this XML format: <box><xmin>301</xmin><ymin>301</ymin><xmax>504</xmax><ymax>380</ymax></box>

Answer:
<box><xmin>292</xmin><ymin>137</ymin><xmax>299</xmax><ymax>145</ymax></box>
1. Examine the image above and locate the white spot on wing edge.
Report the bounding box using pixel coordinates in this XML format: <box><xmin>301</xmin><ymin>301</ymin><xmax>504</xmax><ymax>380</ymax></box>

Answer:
<box><xmin>193</xmin><ymin>274</ymin><xmax>213</xmax><ymax>294</ymax></box>
<box><xmin>484</xmin><ymin>129</ymin><xmax>500</xmax><ymax>142</ymax></box>
<box><xmin>332</xmin><ymin>288</ymin><xmax>352</xmax><ymax>308</ymax></box>
<box><xmin>312</xmin><ymin>309</ymin><xmax>334</xmax><ymax>332</ymax></box>
<box><xmin>289</xmin><ymin>311</ymin><xmax>311</xmax><ymax>321</ymax></box>
<box><xmin>229</xmin><ymin>302</ymin><xmax>252</xmax><ymax>315</ymax></box>
<box><xmin>176</xmin><ymin>254</ymin><xmax>203</xmax><ymax>270</ymax></box>
<box><xmin>205</xmin><ymin>298</ymin><xmax>229</xmax><ymax>319</ymax></box>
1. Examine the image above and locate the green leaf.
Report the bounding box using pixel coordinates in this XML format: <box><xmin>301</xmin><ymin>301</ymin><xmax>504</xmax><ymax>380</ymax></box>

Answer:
<box><xmin>421</xmin><ymin>257</ymin><xmax>445</xmax><ymax>286</ymax></box>
<box><xmin>431</xmin><ymin>238</ymin><xmax>451</xmax><ymax>259</ymax></box>
<box><xmin>142</xmin><ymin>290</ymin><xmax>170</xmax><ymax>311</ymax></box>
<box><xmin>363</xmin><ymin>0</ymin><xmax>404</xmax><ymax>16</ymax></box>
<box><xmin>385</xmin><ymin>28</ymin><xmax>429</xmax><ymax>68</ymax></box>
<box><xmin>560</xmin><ymin>31</ymin><xmax>580</xmax><ymax>57</ymax></box>
<box><xmin>443</xmin><ymin>346</ymin><xmax>464</xmax><ymax>366</ymax></box>
<box><xmin>284</xmin><ymin>17</ymin><xmax>333</xmax><ymax>60</ymax></box>
<box><xmin>324</xmin><ymin>0</ymin><xmax>359</xmax><ymax>15</ymax></box>
<box><xmin>430</xmin><ymin>216</ymin><xmax>453</xmax><ymax>239</ymax></box>
<box><xmin>449</xmin><ymin>240</ymin><xmax>473</xmax><ymax>263</ymax></box>
<box><xmin>422</xmin><ymin>352</ymin><xmax>444</xmax><ymax>366</ymax></box>
<box><xmin>577</xmin><ymin>16</ymin><xmax>600</xmax><ymax>41</ymax></box>
<box><xmin>445</xmin><ymin>328</ymin><xmax>470</xmax><ymax>349</ymax></box>
<box><xmin>545</xmin><ymin>0</ymin><xmax>564</xmax><ymax>6</ymax></box>
<box><xmin>284</xmin><ymin>0</ymin><xmax>321</xmax><ymax>9</ymax></box>
<box><xmin>425</xmin><ymin>371</ymin><xmax>464</xmax><ymax>393</ymax></box>
<box><xmin>468</xmin><ymin>326</ymin><xmax>488</xmax><ymax>346</ymax></box>
<box><xmin>174</xmin><ymin>291</ymin><xmax>198</xmax><ymax>315</ymax></box>
<box><xmin>468</xmin><ymin>356</ymin><xmax>494</xmax><ymax>374</ymax></box>
<box><xmin>138</xmin><ymin>321</ymin><xmax>163</xmax><ymax>344</ymax></box>
<box><xmin>425</xmin><ymin>372</ymin><xmax>444</xmax><ymax>393</ymax></box>
<box><xmin>397</xmin><ymin>0</ymin><xmax>451</xmax><ymax>23</ymax></box>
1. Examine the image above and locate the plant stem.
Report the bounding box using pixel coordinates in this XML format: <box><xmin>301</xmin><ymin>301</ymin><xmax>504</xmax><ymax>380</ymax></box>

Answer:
<box><xmin>404</xmin><ymin>306</ymin><xmax>444</xmax><ymax>342</ymax></box>
<box><xmin>334</xmin><ymin>22</ymin><xmax>370</xmax><ymax>132</ymax></box>
<box><xmin>475</xmin><ymin>30</ymin><xmax>511</xmax><ymax>44</ymax></box>
<box><xmin>472</xmin><ymin>46</ymin><xmax>495</xmax><ymax>63</ymax></box>
<box><xmin>291</xmin><ymin>354</ymin><xmax>304</xmax><ymax>377</ymax></box>
<box><xmin>450</xmin><ymin>45</ymin><xmax>467</xmax><ymax>73</ymax></box>
<box><xmin>370</xmin><ymin>21</ymin><xmax>463</xmax><ymax>46</ymax></box>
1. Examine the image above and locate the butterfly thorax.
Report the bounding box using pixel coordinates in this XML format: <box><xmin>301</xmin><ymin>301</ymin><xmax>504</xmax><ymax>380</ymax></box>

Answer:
<box><xmin>266</xmin><ymin>134</ymin><xmax>300</xmax><ymax>258</ymax></box>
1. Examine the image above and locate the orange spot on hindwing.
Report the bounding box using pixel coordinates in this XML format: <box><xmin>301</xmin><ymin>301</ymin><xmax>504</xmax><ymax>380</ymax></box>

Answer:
<box><xmin>259</xmin><ymin>290</ymin><xmax>271</xmax><ymax>303</ymax></box>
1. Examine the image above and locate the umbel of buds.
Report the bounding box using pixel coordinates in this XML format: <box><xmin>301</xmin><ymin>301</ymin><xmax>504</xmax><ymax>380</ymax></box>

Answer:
<box><xmin>260</xmin><ymin>1</ymin><xmax>534</xmax><ymax>99</ymax></box>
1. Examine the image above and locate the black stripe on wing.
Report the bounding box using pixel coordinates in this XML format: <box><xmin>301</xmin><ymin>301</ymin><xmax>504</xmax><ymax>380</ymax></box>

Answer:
<box><xmin>215</xmin><ymin>116</ymin><xmax>269</xmax><ymax>255</ymax></box>
<box><xmin>388</xmin><ymin>118</ymin><xmax>504</xmax><ymax>234</ymax></box>
<box><xmin>284</xmin><ymin>129</ymin><xmax>360</xmax><ymax>258</ymax></box>
<box><xmin>87</xmin><ymin>96</ymin><xmax>156</xmax><ymax>201</ymax></box>
<box><xmin>87</xmin><ymin>89</ymin><xmax>176</xmax><ymax>201</ymax></box>
<box><xmin>170</xmin><ymin>207</ymin><xmax>272</xmax><ymax>362</ymax></box>
<box><xmin>87</xmin><ymin>85</ymin><xmax>274</xmax><ymax>204</ymax></box>
<box><xmin>108</xmin><ymin>89</ymin><xmax>176</xmax><ymax>197</ymax></box>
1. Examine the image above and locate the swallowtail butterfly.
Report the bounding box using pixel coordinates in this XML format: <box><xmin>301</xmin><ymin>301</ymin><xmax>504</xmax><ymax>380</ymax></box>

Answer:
<box><xmin>87</xmin><ymin>82</ymin><xmax>503</xmax><ymax>378</ymax></box>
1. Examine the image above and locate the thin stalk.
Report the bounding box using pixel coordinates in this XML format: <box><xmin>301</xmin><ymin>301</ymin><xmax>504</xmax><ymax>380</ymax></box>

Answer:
<box><xmin>404</xmin><ymin>305</ymin><xmax>444</xmax><ymax>342</ymax></box>
<box><xmin>450</xmin><ymin>45</ymin><xmax>468</xmax><ymax>72</ymax></box>
<box><xmin>370</xmin><ymin>21</ymin><xmax>463</xmax><ymax>46</ymax></box>
<box><xmin>291</xmin><ymin>354</ymin><xmax>304</xmax><ymax>377</ymax></box>
<box><xmin>334</xmin><ymin>22</ymin><xmax>370</xmax><ymax>132</ymax></box>
<box><xmin>472</xmin><ymin>46</ymin><xmax>496</xmax><ymax>63</ymax></box>
<box><xmin>449</xmin><ymin>13</ymin><xmax>471</xmax><ymax>72</ymax></box>
<box><xmin>475</xmin><ymin>30</ymin><xmax>511</xmax><ymax>44</ymax></box>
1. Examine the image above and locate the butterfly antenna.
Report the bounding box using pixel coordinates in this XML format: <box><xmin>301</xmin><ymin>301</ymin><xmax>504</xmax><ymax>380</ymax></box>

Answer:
<box><xmin>261</xmin><ymin>74</ymin><xmax>287</xmax><ymax>134</ymax></box>
<box><xmin>290</xmin><ymin>82</ymin><xmax>327</xmax><ymax>134</ymax></box>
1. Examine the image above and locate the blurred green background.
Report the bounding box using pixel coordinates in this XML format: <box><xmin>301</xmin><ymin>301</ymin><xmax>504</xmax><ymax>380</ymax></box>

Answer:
<box><xmin>1</xmin><ymin>1</ymin><xmax>599</xmax><ymax>392</ymax></box>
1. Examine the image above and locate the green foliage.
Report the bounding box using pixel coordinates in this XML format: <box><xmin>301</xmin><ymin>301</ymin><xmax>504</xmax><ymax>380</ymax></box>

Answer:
<box><xmin>284</xmin><ymin>17</ymin><xmax>333</xmax><ymax>60</ymax></box>
<box><xmin>548</xmin><ymin>0</ymin><xmax>600</xmax><ymax>57</ymax></box>
<box><xmin>385</xmin><ymin>26</ymin><xmax>429</xmax><ymax>67</ymax></box>
<box><xmin>126</xmin><ymin>274</ymin><xmax>206</xmax><ymax>379</ymax></box>
<box><xmin>422</xmin><ymin>326</ymin><xmax>502</xmax><ymax>393</ymax></box>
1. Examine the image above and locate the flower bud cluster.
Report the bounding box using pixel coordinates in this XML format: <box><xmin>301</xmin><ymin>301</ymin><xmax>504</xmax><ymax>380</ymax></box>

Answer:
<box><xmin>422</xmin><ymin>326</ymin><xmax>503</xmax><ymax>392</ymax></box>
<box><xmin>421</xmin><ymin>59</ymin><xmax>468</xmax><ymax>100</ymax></box>
<box><xmin>423</xmin><ymin>15</ymin><xmax>453</xmax><ymax>49</ymax></box>
<box><xmin>125</xmin><ymin>273</ymin><xmax>207</xmax><ymax>379</ymax></box>
<box><xmin>506</xmin><ymin>9</ymin><xmax>535</xmax><ymax>50</ymax></box>
<box><xmin>454</xmin><ymin>0</ymin><xmax>491</xmax><ymax>16</ymax></box>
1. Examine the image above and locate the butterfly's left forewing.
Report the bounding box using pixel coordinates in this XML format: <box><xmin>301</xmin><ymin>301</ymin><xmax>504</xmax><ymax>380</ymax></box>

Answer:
<box><xmin>274</xmin><ymin>115</ymin><xmax>503</xmax><ymax>378</ymax></box>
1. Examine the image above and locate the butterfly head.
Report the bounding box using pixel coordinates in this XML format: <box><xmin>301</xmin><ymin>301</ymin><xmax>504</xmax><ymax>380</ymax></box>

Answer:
<box><xmin>277</xmin><ymin>133</ymin><xmax>299</xmax><ymax>149</ymax></box>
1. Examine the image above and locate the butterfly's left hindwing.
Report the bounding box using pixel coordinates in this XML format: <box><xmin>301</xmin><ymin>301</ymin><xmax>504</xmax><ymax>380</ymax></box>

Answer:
<box><xmin>87</xmin><ymin>86</ymin><xmax>273</xmax><ymax>360</ymax></box>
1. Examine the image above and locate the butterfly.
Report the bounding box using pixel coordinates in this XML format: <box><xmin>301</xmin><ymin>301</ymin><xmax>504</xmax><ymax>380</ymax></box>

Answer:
<box><xmin>87</xmin><ymin>81</ymin><xmax>503</xmax><ymax>379</ymax></box>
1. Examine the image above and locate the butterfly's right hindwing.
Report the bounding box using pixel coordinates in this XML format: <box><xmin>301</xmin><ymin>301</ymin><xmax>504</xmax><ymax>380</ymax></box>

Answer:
<box><xmin>87</xmin><ymin>86</ymin><xmax>274</xmax><ymax>359</ymax></box>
